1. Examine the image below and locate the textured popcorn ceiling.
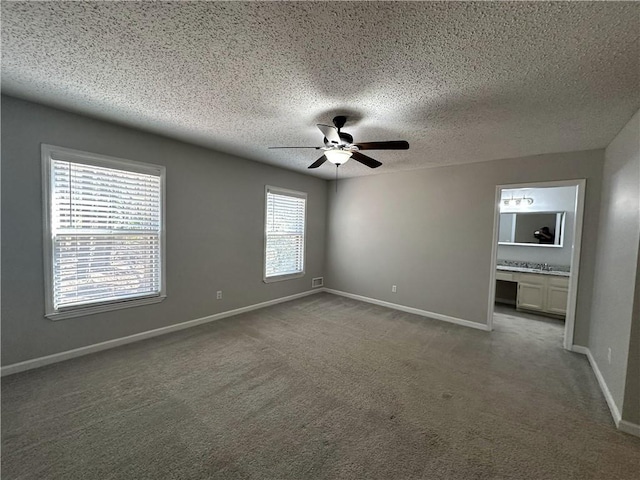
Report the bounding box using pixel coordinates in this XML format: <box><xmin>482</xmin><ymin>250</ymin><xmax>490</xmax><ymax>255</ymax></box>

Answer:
<box><xmin>2</xmin><ymin>2</ymin><xmax>639</xmax><ymax>179</ymax></box>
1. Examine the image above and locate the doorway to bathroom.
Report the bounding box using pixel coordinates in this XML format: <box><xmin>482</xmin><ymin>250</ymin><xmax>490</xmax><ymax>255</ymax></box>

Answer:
<box><xmin>487</xmin><ymin>180</ymin><xmax>586</xmax><ymax>350</ymax></box>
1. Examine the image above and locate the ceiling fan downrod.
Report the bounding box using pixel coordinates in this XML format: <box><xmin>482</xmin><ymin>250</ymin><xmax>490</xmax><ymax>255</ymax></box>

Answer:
<box><xmin>333</xmin><ymin>115</ymin><xmax>347</xmax><ymax>131</ymax></box>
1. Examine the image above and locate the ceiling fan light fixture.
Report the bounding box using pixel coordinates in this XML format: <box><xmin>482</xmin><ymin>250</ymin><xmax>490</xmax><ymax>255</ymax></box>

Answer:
<box><xmin>325</xmin><ymin>149</ymin><xmax>352</xmax><ymax>165</ymax></box>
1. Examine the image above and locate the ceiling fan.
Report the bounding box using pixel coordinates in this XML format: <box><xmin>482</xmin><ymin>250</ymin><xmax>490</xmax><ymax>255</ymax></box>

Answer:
<box><xmin>268</xmin><ymin>116</ymin><xmax>409</xmax><ymax>169</ymax></box>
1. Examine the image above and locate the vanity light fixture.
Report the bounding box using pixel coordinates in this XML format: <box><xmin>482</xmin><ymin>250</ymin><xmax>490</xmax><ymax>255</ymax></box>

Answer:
<box><xmin>503</xmin><ymin>195</ymin><xmax>534</xmax><ymax>207</ymax></box>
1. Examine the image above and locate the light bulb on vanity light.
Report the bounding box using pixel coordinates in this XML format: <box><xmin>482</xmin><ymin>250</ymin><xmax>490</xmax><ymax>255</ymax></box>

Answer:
<box><xmin>502</xmin><ymin>196</ymin><xmax>534</xmax><ymax>207</ymax></box>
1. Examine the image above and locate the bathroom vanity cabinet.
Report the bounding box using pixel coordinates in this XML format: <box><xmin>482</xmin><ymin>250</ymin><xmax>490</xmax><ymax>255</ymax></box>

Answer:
<box><xmin>496</xmin><ymin>269</ymin><xmax>569</xmax><ymax>318</ymax></box>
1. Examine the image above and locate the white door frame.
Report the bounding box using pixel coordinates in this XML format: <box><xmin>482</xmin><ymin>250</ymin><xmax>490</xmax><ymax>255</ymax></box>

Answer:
<box><xmin>486</xmin><ymin>179</ymin><xmax>587</xmax><ymax>350</ymax></box>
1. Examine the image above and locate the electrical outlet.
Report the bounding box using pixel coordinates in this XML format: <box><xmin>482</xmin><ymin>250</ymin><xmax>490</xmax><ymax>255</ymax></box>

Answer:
<box><xmin>216</xmin><ymin>291</ymin><xmax>223</xmax><ymax>300</ymax></box>
<box><xmin>607</xmin><ymin>348</ymin><xmax>612</xmax><ymax>364</ymax></box>
<box><xmin>392</xmin><ymin>285</ymin><xmax>397</xmax><ymax>293</ymax></box>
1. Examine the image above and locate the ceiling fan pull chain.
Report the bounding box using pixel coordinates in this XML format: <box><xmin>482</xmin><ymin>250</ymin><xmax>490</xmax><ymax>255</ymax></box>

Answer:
<box><xmin>335</xmin><ymin>164</ymin><xmax>339</xmax><ymax>192</ymax></box>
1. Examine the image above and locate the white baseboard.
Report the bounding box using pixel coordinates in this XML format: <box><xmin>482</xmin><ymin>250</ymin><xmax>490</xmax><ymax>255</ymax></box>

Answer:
<box><xmin>1</xmin><ymin>289</ymin><xmax>322</xmax><ymax>377</ymax></box>
<box><xmin>619</xmin><ymin>420</ymin><xmax>640</xmax><ymax>437</ymax></box>
<box><xmin>570</xmin><ymin>345</ymin><xmax>590</xmax><ymax>355</ymax></box>
<box><xmin>324</xmin><ymin>288</ymin><xmax>490</xmax><ymax>331</ymax></box>
<box><xmin>582</xmin><ymin>348</ymin><xmax>622</xmax><ymax>426</ymax></box>
<box><xmin>569</xmin><ymin>345</ymin><xmax>640</xmax><ymax>437</ymax></box>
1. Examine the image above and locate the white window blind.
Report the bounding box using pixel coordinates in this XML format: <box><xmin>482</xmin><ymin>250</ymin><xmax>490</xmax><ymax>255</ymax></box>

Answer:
<box><xmin>43</xmin><ymin>145</ymin><xmax>165</xmax><ymax>318</ymax></box>
<box><xmin>264</xmin><ymin>187</ymin><xmax>306</xmax><ymax>280</ymax></box>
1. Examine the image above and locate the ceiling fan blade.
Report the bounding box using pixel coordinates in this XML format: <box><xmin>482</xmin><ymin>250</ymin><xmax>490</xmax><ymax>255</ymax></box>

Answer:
<box><xmin>351</xmin><ymin>151</ymin><xmax>382</xmax><ymax>168</ymax></box>
<box><xmin>308</xmin><ymin>155</ymin><xmax>328</xmax><ymax>169</ymax></box>
<box><xmin>353</xmin><ymin>141</ymin><xmax>409</xmax><ymax>150</ymax></box>
<box><xmin>317</xmin><ymin>124</ymin><xmax>341</xmax><ymax>145</ymax></box>
<box><xmin>268</xmin><ymin>146</ymin><xmax>321</xmax><ymax>149</ymax></box>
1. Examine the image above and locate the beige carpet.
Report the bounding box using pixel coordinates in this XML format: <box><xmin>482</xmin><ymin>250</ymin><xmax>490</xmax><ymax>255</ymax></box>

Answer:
<box><xmin>2</xmin><ymin>293</ymin><xmax>639</xmax><ymax>479</ymax></box>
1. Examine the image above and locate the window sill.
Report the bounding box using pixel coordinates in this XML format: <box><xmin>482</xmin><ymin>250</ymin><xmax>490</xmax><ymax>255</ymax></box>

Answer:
<box><xmin>263</xmin><ymin>272</ymin><xmax>305</xmax><ymax>284</ymax></box>
<box><xmin>46</xmin><ymin>295</ymin><xmax>166</xmax><ymax>321</ymax></box>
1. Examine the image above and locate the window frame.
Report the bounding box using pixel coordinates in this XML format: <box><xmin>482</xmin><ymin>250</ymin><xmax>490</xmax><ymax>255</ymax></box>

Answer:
<box><xmin>41</xmin><ymin>144</ymin><xmax>167</xmax><ymax>321</ymax></box>
<box><xmin>263</xmin><ymin>185</ymin><xmax>307</xmax><ymax>283</ymax></box>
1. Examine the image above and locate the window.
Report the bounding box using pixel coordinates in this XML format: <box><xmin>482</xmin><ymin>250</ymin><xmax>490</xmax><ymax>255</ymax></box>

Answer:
<box><xmin>264</xmin><ymin>186</ymin><xmax>307</xmax><ymax>282</ymax></box>
<box><xmin>42</xmin><ymin>145</ymin><xmax>166</xmax><ymax>320</ymax></box>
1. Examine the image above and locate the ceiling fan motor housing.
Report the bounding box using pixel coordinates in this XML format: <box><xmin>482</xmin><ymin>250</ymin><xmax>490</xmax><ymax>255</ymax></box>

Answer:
<box><xmin>323</xmin><ymin>131</ymin><xmax>353</xmax><ymax>147</ymax></box>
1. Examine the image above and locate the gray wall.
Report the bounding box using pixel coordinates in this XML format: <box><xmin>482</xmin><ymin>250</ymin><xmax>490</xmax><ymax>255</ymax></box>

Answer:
<box><xmin>498</xmin><ymin>186</ymin><xmax>576</xmax><ymax>267</ymax></box>
<box><xmin>623</xmin><ymin>243</ymin><xmax>640</xmax><ymax>424</ymax></box>
<box><xmin>325</xmin><ymin>150</ymin><xmax>603</xmax><ymax>346</ymax></box>
<box><xmin>1</xmin><ymin>96</ymin><xmax>327</xmax><ymax>365</ymax></box>
<box><xmin>588</xmin><ymin>109</ymin><xmax>640</xmax><ymax>420</ymax></box>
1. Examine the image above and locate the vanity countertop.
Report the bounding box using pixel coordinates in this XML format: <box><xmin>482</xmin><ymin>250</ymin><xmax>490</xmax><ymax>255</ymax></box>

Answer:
<box><xmin>496</xmin><ymin>265</ymin><xmax>570</xmax><ymax>277</ymax></box>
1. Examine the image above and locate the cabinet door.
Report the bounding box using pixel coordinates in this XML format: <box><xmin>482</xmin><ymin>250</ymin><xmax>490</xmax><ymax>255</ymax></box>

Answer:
<box><xmin>546</xmin><ymin>286</ymin><xmax>568</xmax><ymax>316</ymax></box>
<box><xmin>548</xmin><ymin>275</ymin><xmax>570</xmax><ymax>288</ymax></box>
<box><xmin>518</xmin><ymin>273</ymin><xmax>546</xmax><ymax>285</ymax></box>
<box><xmin>517</xmin><ymin>283</ymin><xmax>545</xmax><ymax>311</ymax></box>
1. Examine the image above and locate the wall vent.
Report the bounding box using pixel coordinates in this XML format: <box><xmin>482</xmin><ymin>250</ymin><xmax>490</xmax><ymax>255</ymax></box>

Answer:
<box><xmin>312</xmin><ymin>277</ymin><xmax>324</xmax><ymax>288</ymax></box>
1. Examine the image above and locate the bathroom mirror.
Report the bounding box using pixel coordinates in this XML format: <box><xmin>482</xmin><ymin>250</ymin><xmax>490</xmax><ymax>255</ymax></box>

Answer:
<box><xmin>498</xmin><ymin>212</ymin><xmax>565</xmax><ymax>247</ymax></box>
